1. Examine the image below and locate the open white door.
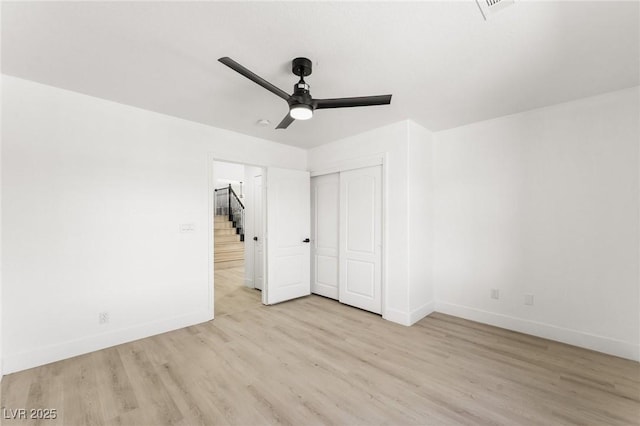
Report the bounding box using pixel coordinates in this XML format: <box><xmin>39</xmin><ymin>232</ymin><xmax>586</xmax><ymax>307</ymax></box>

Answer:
<box><xmin>253</xmin><ymin>174</ymin><xmax>264</xmax><ymax>290</ymax></box>
<box><xmin>265</xmin><ymin>167</ymin><xmax>311</xmax><ymax>304</ymax></box>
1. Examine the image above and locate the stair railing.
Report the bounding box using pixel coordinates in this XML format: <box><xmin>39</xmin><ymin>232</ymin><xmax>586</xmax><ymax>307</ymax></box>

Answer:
<box><xmin>214</xmin><ymin>184</ymin><xmax>245</xmax><ymax>241</ymax></box>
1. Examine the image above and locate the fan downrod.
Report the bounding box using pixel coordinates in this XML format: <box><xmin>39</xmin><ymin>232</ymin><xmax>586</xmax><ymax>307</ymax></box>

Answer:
<box><xmin>292</xmin><ymin>57</ymin><xmax>312</xmax><ymax>77</ymax></box>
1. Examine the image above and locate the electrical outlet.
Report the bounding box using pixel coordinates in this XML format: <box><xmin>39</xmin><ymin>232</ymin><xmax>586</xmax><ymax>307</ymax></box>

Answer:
<box><xmin>99</xmin><ymin>311</ymin><xmax>109</xmax><ymax>325</ymax></box>
<box><xmin>524</xmin><ymin>294</ymin><xmax>534</xmax><ymax>306</ymax></box>
<box><xmin>490</xmin><ymin>288</ymin><xmax>500</xmax><ymax>300</ymax></box>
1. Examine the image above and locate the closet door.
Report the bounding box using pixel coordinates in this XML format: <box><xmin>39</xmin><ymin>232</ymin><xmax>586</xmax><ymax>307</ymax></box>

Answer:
<box><xmin>339</xmin><ymin>166</ymin><xmax>382</xmax><ymax>314</ymax></box>
<box><xmin>311</xmin><ymin>173</ymin><xmax>339</xmax><ymax>299</ymax></box>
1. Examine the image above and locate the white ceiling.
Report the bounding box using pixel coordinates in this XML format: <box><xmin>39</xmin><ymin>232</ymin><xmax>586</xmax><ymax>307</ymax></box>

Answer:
<box><xmin>2</xmin><ymin>1</ymin><xmax>638</xmax><ymax>149</ymax></box>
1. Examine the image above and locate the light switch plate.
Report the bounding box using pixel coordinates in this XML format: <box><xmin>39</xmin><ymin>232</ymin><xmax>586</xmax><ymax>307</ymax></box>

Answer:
<box><xmin>180</xmin><ymin>223</ymin><xmax>195</xmax><ymax>233</ymax></box>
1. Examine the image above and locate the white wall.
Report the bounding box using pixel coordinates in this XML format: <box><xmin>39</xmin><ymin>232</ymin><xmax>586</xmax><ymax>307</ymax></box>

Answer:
<box><xmin>308</xmin><ymin>121</ymin><xmax>416</xmax><ymax>324</ymax></box>
<box><xmin>408</xmin><ymin>122</ymin><xmax>435</xmax><ymax>323</ymax></box>
<box><xmin>1</xmin><ymin>76</ymin><xmax>306</xmax><ymax>373</ymax></box>
<box><xmin>434</xmin><ymin>87</ymin><xmax>640</xmax><ymax>360</ymax></box>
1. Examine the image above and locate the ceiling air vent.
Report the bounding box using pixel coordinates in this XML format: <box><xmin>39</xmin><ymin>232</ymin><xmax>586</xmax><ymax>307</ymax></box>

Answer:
<box><xmin>476</xmin><ymin>0</ymin><xmax>515</xmax><ymax>20</ymax></box>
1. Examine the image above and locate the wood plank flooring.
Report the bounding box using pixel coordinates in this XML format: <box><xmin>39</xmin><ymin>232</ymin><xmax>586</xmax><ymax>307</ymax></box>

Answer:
<box><xmin>213</xmin><ymin>266</ymin><xmax>261</xmax><ymax>317</ymax></box>
<box><xmin>1</xmin><ymin>269</ymin><xmax>638</xmax><ymax>425</ymax></box>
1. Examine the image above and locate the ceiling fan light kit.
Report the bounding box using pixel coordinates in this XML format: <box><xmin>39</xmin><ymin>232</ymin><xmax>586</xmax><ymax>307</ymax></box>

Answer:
<box><xmin>218</xmin><ymin>56</ymin><xmax>392</xmax><ymax>129</ymax></box>
<box><xmin>290</xmin><ymin>104</ymin><xmax>313</xmax><ymax>120</ymax></box>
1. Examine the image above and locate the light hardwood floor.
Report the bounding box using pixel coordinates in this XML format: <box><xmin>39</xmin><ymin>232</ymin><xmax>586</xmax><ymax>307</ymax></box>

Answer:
<box><xmin>1</xmin><ymin>269</ymin><xmax>638</xmax><ymax>425</ymax></box>
<box><xmin>213</xmin><ymin>266</ymin><xmax>261</xmax><ymax>317</ymax></box>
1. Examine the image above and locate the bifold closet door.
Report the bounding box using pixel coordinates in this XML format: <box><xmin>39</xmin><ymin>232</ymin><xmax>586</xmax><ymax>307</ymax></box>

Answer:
<box><xmin>311</xmin><ymin>173</ymin><xmax>339</xmax><ymax>299</ymax></box>
<box><xmin>339</xmin><ymin>165</ymin><xmax>382</xmax><ymax>314</ymax></box>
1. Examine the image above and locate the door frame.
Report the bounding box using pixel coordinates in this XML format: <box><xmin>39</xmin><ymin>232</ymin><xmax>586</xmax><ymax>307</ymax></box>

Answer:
<box><xmin>309</xmin><ymin>154</ymin><xmax>387</xmax><ymax>318</ymax></box>
<box><xmin>207</xmin><ymin>155</ymin><xmax>267</xmax><ymax>319</ymax></box>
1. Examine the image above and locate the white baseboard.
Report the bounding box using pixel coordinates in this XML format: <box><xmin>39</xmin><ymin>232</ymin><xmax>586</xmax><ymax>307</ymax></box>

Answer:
<box><xmin>410</xmin><ymin>301</ymin><xmax>435</xmax><ymax>325</ymax></box>
<box><xmin>244</xmin><ymin>278</ymin><xmax>254</xmax><ymax>288</ymax></box>
<box><xmin>383</xmin><ymin>307</ymin><xmax>411</xmax><ymax>326</ymax></box>
<box><xmin>435</xmin><ymin>301</ymin><xmax>639</xmax><ymax>362</ymax></box>
<box><xmin>3</xmin><ymin>310</ymin><xmax>212</xmax><ymax>374</ymax></box>
<box><xmin>384</xmin><ymin>301</ymin><xmax>435</xmax><ymax>326</ymax></box>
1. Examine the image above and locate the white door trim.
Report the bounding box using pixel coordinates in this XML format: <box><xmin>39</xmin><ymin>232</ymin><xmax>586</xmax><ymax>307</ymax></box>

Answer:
<box><xmin>207</xmin><ymin>155</ymin><xmax>215</xmax><ymax>319</ymax></box>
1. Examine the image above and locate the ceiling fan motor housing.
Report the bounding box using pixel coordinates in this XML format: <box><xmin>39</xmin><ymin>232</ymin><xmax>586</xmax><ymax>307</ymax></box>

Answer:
<box><xmin>292</xmin><ymin>57</ymin><xmax>312</xmax><ymax>77</ymax></box>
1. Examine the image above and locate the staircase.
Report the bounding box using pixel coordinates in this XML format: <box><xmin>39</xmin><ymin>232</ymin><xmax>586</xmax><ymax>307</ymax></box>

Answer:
<box><xmin>215</xmin><ymin>215</ymin><xmax>244</xmax><ymax>270</ymax></box>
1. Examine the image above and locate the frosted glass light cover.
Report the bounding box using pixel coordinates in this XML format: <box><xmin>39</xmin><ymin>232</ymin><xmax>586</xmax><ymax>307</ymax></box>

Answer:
<box><xmin>290</xmin><ymin>105</ymin><xmax>313</xmax><ymax>120</ymax></box>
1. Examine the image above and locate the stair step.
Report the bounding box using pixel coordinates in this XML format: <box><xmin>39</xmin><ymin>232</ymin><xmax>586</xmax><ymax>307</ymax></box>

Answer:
<box><xmin>215</xmin><ymin>242</ymin><xmax>244</xmax><ymax>252</ymax></box>
<box><xmin>214</xmin><ymin>228</ymin><xmax>237</xmax><ymax>236</ymax></box>
<box><xmin>215</xmin><ymin>259</ymin><xmax>244</xmax><ymax>270</ymax></box>
<box><xmin>215</xmin><ymin>222</ymin><xmax>234</xmax><ymax>229</ymax></box>
<box><xmin>215</xmin><ymin>251</ymin><xmax>244</xmax><ymax>262</ymax></box>
<box><xmin>215</xmin><ymin>247</ymin><xmax>244</xmax><ymax>259</ymax></box>
<box><xmin>215</xmin><ymin>249</ymin><xmax>244</xmax><ymax>258</ymax></box>
<box><xmin>215</xmin><ymin>215</ymin><xmax>230</xmax><ymax>223</ymax></box>
<box><xmin>215</xmin><ymin>234</ymin><xmax>241</xmax><ymax>243</ymax></box>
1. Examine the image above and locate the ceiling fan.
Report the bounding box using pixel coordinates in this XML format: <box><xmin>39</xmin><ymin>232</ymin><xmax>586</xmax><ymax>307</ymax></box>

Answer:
<box><xmin>218</xmin><ymin>57</ymin><xmax>392</xmax><ymax>129</ymax></box>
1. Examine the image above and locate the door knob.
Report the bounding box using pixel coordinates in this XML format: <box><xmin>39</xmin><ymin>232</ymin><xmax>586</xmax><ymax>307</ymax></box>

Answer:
<box><xmin>253</xmin><ymin>236</ymin><xmax>258</xmax><ymax>241</ymax></box>
<box><xmin>302</xmin><ymin>238</ymin><xmax>310</xmax><ymax>243</ymax></box>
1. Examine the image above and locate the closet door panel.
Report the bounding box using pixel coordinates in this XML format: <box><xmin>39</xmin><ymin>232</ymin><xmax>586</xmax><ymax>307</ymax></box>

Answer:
<box><xmin>339</xmin><ymin>166</ymin><xmax>382</xmax><ymax>314</ymax></box>
<box><xmin>311</xmin><ymin>173</ymin><xmax>339</xmax><ymax>299</ymax></box>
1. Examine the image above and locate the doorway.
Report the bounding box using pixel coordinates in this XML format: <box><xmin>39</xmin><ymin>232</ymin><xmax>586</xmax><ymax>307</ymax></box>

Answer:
<box><xmin>209</xmin><ymin>162</ymin><xmax>312</xmax><ymax>317</ymax></box>
<box><xmin>212</xmin><ymin>160</ymin><xmax>264</xmax><ymax>317</ymax></box>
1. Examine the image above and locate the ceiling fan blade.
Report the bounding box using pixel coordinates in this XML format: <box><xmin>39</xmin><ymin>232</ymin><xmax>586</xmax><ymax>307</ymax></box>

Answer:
<box><xmin>314</xmin><ymin>94</ymin><xmax>392</xmax><ymax>109</ymax></box>
<box><xmin>276</xmin><ymin>112</ymin><xmax>295</xmax><ymax>129</ymax></box>
<box><xmin>218</xmin><ymin>57</ymin><xmax>290</xmax><ymax>101</ymax></box>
